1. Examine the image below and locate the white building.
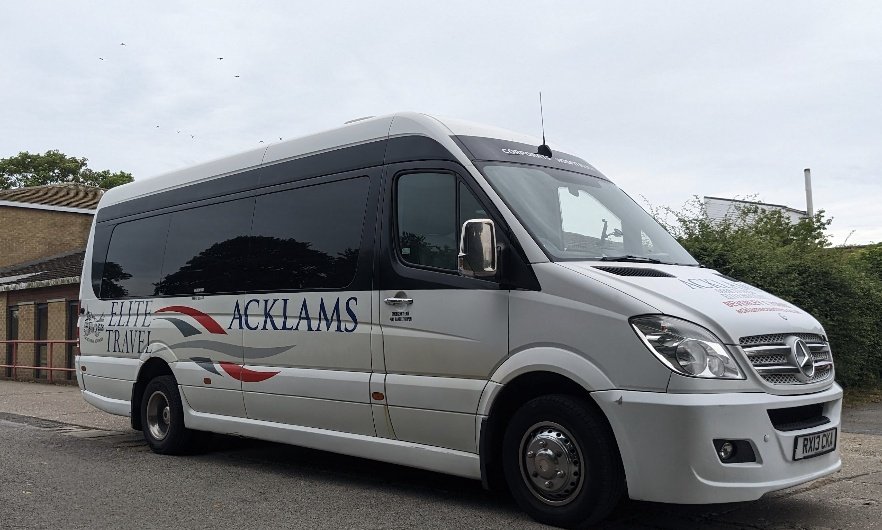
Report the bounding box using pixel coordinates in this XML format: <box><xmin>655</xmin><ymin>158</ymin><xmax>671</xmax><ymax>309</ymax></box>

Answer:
<box><xmin>704</xmin><ymin>196</ymin><xmax>808</xmax><ymax>225</ymax></box>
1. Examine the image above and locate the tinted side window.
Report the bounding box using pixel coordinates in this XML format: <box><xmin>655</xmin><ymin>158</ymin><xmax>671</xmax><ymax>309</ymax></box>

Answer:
<box><xmin>459</xmin><ymin>181</ymin><xmax>487</xmax><ymax>228</ymax></box>
<box><xmin>397</xmin><ymin>173</ymin><xmax>457</xmax><ymax>270</ymax></box>
<box><xmin>396</xmin><ymin>174</ymin><xmax>488</xmax><ymax>272</ymax></box>
<box><xmin>101</xmin><ymin>215</ymin><xmax>170</xmax><ymax>299</ymax></box>
<box><xmin>250</xmin><ymin>177</ymin><xmax>369</xmax><ymax>291</ymax></box>
<box><xmin>157</xmin><ymin>199</ymin><xmax>254</xmax><ymax>296</ymax></box>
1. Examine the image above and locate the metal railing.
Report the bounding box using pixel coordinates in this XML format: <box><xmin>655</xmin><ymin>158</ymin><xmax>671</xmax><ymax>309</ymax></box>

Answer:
<box><xmin>1</xmin><ymin>339</ymin><xmax>79</xmax><ymax>384</ymax></box>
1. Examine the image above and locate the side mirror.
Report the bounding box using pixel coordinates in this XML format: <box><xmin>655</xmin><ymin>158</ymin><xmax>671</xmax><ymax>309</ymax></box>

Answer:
<box><xmin>459</xmin><ymin>219</ymin><xmax>497</xmax><ymax>278</ymax></box>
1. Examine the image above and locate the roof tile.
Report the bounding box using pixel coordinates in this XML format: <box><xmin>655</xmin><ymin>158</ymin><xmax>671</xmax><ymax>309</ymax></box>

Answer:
<box><xmin>0</xmin><ymin>183</ymin><xmax>103</xmax><ymax>210</ymax></box>
<box><xmin>0</xmin><ymin>250</ymin><xmax>84</xmax><ymax>288</ymax></box>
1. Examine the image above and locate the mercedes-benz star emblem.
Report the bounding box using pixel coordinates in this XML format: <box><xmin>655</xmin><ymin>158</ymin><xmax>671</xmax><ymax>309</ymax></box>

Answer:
<box><xmin>786</xmin><ymin>336</ymin><xmax>815</xmax><ymax>382</ymax></box>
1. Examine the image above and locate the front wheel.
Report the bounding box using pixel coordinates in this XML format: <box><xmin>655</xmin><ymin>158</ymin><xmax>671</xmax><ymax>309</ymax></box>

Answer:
<box><xmin>502</xmin><ymin>394</ymin><xmax>625</xmax><ymax>528</ymax></box>
<box><xmin>140</xmin><ymin>375</ymin><xmax>194</xmax><ymax>454</ymax></box>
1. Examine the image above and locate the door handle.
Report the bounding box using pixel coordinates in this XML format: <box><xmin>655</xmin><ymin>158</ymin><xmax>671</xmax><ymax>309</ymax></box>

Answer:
<box><xmin>384</xmin><ymin>297</ymin><xmax>413</xmax><ymax>306</ymax></box>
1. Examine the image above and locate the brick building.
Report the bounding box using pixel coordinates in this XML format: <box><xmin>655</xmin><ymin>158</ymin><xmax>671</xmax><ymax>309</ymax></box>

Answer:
<box><xmin>0</xmin><ymin>184</ymin><xmax>103</xmax><ymax>383</ymax></box>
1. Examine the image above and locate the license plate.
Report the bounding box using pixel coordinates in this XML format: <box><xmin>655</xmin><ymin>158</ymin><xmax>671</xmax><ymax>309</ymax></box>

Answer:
<box><xmin>793</xmin><ymin>427</ymin><xmax>837</xmax><ymax>461</ymax></box>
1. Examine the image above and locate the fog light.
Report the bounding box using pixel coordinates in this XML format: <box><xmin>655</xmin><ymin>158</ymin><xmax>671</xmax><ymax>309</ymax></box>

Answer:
<box><xmin>713</xmin><ymin>439</ymin><xmax>756</xmax><ymax>463</ymax></box>
<box><xmin>718</xmin><ymin>441</ymin><xmax>735</xmax><ymax>461</ymax></box>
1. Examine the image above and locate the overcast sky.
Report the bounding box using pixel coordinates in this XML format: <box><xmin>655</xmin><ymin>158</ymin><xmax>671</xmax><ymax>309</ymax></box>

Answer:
<box><xmin>2</xmin><ymin>2</ymin><xmax>880</xmax><ymax>244</ymax></box>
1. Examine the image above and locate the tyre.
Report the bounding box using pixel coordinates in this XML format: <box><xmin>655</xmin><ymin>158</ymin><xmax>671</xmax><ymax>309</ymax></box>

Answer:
<box><xmin>502</xmin><ymin>394</ymin><xmax>625</xmax><ymax>528</ymax></box>
<box><xmin>140</xmin><ymin>375</ymin><xmax>194</xmax><ymax>455</ymax></box>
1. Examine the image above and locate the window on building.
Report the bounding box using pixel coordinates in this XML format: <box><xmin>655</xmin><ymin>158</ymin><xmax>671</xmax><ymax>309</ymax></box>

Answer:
<box><xmin>35</xmin><ymin>303</ymin><xmax>48</xmax><ymax>379</ymax></box>
<box><xmin>249</xmin><ymin>177</ymin><xmax>369</xmax><ymax>291</ymax></box>
<box><xmin>5</xmin><ymin>306</ymin><xmax>18</xmax><ymax>378</ymax></box>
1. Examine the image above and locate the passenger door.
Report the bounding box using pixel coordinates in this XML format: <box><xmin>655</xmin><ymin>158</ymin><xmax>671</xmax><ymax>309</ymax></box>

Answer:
<box><xmin>378</xmin><ymin>164</ymin><xmax>509</xmax><ymax>453</ymax></box>
<box><xmin>241</xmin><ymin>173</ymin><xmax>378</xmax><ymax>436</ymax></box>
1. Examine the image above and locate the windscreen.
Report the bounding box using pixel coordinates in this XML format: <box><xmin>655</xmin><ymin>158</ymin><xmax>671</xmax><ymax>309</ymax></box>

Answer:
<box><xmin>480</xmin><ymin>163</ymin><xmax>698</xmax><ymax>265</ymax></box>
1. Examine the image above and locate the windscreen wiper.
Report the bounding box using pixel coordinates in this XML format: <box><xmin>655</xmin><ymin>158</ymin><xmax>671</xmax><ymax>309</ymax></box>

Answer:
<box><xmin>598</xmin><ymin>255</ymin><xmax>668</xmax><ymax>264</ymax></box>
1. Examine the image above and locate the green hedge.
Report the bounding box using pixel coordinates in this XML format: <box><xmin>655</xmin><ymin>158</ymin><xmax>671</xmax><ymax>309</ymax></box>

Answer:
<box><xmin>658</xmin><ymin>198</ymin><xmax>882</xmax><ymax>388</ymax></box>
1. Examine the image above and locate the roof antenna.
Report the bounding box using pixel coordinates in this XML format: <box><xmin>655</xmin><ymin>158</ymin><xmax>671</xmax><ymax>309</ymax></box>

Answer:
<box><xmin>537</xmin><ymin>91</ymin><xmax>553</xmax><ymax>158</ymax></box>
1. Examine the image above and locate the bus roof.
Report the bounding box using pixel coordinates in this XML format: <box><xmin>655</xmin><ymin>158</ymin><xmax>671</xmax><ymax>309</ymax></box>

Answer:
<box><xmin>97</xmin><ymin>112</ymin><xmax>559</xmax><ymax>210</ymax></box>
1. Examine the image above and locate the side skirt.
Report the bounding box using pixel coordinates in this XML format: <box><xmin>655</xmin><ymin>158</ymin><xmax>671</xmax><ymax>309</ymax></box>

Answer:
<box><xmin>179</xmin><ymin>386</ymin><xmax>482</xmax><ymax>480</ymax></box>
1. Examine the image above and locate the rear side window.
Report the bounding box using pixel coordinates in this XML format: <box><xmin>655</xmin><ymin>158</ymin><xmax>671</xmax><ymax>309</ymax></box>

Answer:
<box><xmin>100</xmin><ymin>215</ymin><xmax>170</xmax><ymax>299</ymax></box>
<box><xmin>249</xmin><ymin>177</ymin><xmax>369</xmax><ymax>291</ymax></box>
<box><xmin>157</xmin><ymin>199</ymin><xmax>254</xmax><ymax>296</ymax></box>
<box><xmin>98</xmin><ymin>176</ymin><xmax>369</xmax><ymax>299</ymax></box>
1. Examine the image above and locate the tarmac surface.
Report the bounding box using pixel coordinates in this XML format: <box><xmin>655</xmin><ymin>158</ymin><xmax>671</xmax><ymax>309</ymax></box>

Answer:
<box><xmin>1</xmin><ymin>380</ymin><xmax>881</xmax><ymax>529</ymax></box>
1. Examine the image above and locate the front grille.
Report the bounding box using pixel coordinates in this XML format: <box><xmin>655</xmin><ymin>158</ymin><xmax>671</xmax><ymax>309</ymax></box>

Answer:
<box><xmin>740</xmin><ymin>333</ymin><xmax>834</xmax><ymax>386</ymax></box>
<box><xmin>739</xmin><ymin>332</ymin><xmax>826</xmax><ymax>347</ymax></box>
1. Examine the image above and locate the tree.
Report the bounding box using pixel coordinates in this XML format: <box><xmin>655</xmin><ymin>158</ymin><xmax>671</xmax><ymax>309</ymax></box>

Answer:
<box><xmin>652</xmin><ymin>197</ymin><xmax>882</xmax><ymax>388</ymax></box>
<box><xmin>0</xmin><ymin>150</ymin><xmax>133</xmax><ymax>190</ymax></box>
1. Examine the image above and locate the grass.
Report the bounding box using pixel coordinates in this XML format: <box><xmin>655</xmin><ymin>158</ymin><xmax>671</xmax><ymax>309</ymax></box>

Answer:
<box><xmin>843</xmin><ymin>386</ymin><xmax>882</xmax><ymax>408</ymax></box>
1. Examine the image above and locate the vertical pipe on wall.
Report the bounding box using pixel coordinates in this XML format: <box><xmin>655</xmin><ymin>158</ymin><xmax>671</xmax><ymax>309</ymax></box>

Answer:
<box><xmin>804</xmin><ymin>168</ymin><xmax>814</xmax><ymax>218</ymax></box>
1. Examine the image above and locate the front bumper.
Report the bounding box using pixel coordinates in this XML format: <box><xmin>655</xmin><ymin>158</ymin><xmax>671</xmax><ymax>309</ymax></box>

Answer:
<box><xmin>593</xmin><ymin>384</ymin><xmax>842</xmax><ymax>504</ymax></box>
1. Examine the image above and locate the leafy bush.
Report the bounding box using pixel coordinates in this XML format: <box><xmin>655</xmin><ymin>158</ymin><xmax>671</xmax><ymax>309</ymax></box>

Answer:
<box><xmin>655</xmin><ymin>198</ymin><xmax>882</xmax><ymax>388</ymax></box>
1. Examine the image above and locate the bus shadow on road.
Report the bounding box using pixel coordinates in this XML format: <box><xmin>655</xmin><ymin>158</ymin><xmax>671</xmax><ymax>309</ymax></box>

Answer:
<box><xmin>177</xmin><ymin>433</ymin><xmax>829</xmax><ymax>528</ymax></box>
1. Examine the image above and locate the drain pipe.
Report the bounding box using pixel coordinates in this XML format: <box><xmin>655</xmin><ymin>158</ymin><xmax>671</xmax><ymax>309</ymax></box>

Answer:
<box><xmin>804</xmin><ymin>168</ymin><xmax>814</xmax><ymax>218</ymax></box>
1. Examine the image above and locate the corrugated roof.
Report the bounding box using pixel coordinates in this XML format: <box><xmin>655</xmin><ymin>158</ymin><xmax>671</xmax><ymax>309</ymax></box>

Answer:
<box><xmin>0</xmin><ymin>250</ymin><xmax>84</xmax><ymax>291</ymax></box>
<box><xmin>704</xmin><ymin>196</ymin><xmax>807</xmax><ymax>216</ymax></box>
<box><xmin>0</xmin><ymin>183</ymin><xmax>103</xmax><ymax>210</ymax></box>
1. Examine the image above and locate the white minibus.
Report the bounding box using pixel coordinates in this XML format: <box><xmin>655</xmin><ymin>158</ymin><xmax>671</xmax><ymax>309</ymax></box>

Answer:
<box><xmin>77</xmin><ymin>112</ymin><xmax>841</xmax><ymax>527</ymax></box>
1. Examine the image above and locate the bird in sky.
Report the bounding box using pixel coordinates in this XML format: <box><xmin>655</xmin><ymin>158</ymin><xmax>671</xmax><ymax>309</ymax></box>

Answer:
<box><xmin>155</xmin><ymin>125</ymin><xmax>160</xmax><ymax>128</ymax></box>
<box><xmin>120</xmin><ymin>42</ymin><xmax>126</xmax><ymax>46</ymax></box>
<box><xmin>234</xmin><ymin>75</ymin><xmax>240</xmax><ymax>78</ymax></box>
<box><xmin>190</xmin><ymin>135</ymin><xmax>195</xmax><ymax>139</ymax></box>
<box><xmin>98</xmin><ymin>57</ymin><xmax>104</xmax><ymax>60</ymax></box>
<box><xmin>217</xmin><ymin>57</ymin><xmax>224</xmax><ymax>60</ymax></box>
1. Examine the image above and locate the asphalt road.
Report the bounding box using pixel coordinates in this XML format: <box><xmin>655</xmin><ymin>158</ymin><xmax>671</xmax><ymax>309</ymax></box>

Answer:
<box><xmin>2</xmin><ymin>409</ymin><xmax>882</xmax><ymax>529</ymax></box>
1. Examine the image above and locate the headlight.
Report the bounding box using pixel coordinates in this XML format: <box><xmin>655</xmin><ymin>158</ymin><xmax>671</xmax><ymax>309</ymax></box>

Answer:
<box><xmin>630</xmin><ymin>315</ymin><xmax>744</xmax><ymax>379</ymax></box>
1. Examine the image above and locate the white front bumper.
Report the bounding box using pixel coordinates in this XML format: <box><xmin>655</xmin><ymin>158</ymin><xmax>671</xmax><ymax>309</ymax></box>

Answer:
<box><xmin>593</xmin><ymin>384</ymin><xmax>843</xmax><ymax>504</ymax></box>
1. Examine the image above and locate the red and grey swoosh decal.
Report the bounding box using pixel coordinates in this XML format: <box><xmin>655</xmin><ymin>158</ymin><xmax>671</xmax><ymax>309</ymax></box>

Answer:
<box><xmin>187</xmin><ymin>357</ymin><xmax>281</xmax><ymax>382</ymax></box>
<box><xmin>162</xmin><ymin>306</ymin><xmax>286</xmax><ymax>383</ymax></box>
<box><xmin>169</xmin><ymin>341</ymin><xmax>293</xmax><ymax>359</ymax></box>
<box><xmin>218</xmin><ymin>362</ymin><xmax>280</xmax><ymax>383</ymax></box>
<box><xmin>155</xmin><ymin>306</ymin><xmax>227</xmax><ymax>335</ymax></box>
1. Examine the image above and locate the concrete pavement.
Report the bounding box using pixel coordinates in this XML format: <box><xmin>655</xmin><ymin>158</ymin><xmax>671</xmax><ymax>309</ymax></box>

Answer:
<box><xmin>2</xmin><ymin>379</ymin><xmax>882</xmax><ymax>529</ymax></box>
<box><xmin>0</xmin><ymin>380</ymin><xmax>129</xmax><ymax>431</ymax></box>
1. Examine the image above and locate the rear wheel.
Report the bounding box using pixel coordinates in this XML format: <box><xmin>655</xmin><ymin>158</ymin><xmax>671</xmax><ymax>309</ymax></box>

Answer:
<box><xmin>140</xmin><ymin>375</ymin><xmax>194</xmax><ymax>454</ymax></box>
<box><xmin>502</xmin><ymin>394</ymin><xmax>625</xmax><ymax>528</ymax></box>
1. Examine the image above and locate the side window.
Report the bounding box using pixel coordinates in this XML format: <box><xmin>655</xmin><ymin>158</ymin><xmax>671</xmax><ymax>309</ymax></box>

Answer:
<box><xmin>101</xmin><ymin>215</ymin><xmax>170</xmax><ymax>299</ymax></box>
<box><xmin>250</xmin><ymin>177</ymin><xmax>369</xmax><ymax>291</ymax></box>
<box><xmin>396</xmin><ymin>172</ymin><xmax>487</xmax><ymax>272</ymax></box>
<box><xmin>397</xmin><ymin>173</ymin><xmax>457</xmax><ymax>270</ymax></box>
<box><xmin>459</xmin><ymin>181</ymin><xmax>487</xmax><ymax>227</ymax></box>
<box><xmin>157</xmin><ymin>199</ymin><xmax>254</xmax><ymax>296</ymax></box>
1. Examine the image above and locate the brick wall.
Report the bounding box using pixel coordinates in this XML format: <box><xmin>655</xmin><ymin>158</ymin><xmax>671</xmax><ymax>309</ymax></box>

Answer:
<box><xmin>16</xmin><ymin>302</ymin><xmax>35</xmax><ymax>380</ymax></box>
<box><xmin>1</xmin><ymin>284</ymin><xmax>79</xmax><ymax>383</ymax></box>
<box><xmin>48</xmin><ymin>300</ymin><xmax>68</xmax><ymax>381</ymax></box>
<box><xmin>0</xmin><ymin>292</ymin><xmax>7</xmax><ymax>377</ymax></box>
<box><xmin>0</xmin><ymin>206</ymin><xmax>93</xmax><ymax>268</ymax></box>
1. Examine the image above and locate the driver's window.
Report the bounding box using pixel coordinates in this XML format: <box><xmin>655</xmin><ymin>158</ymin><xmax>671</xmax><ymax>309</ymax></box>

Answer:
<box><xmin>558</xmin><ymin>187</ymin><xmax>624</xmax><ymax>253</ymax></box>
<box><xmin>396</xmin><ymin>173</ymin><xmax>486</xmax><ymax>271</ymax></box>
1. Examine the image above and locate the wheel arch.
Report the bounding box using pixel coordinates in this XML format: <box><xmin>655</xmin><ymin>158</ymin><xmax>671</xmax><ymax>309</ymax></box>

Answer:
<box><xmin>130</xmin><ymin>357</ymin><xmax>175</xmax><ymax>430</ymax></box>
<box><xmin>478</xmin><ymin>348</ymin><xmax>620</xmax><ymax>493</ymax></box>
